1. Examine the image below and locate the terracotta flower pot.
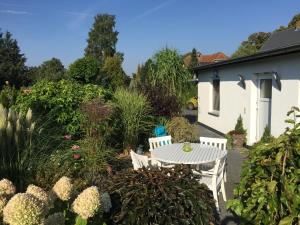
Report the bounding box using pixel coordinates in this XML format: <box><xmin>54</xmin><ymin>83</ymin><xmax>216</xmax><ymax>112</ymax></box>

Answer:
<box><xmin>232</xmin><ymin>133</ymin><xmax>246</xmax><ymax>150</ymax></box>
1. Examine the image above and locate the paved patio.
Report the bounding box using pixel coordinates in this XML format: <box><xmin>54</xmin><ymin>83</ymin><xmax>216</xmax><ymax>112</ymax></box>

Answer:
<box><xmin>184</xmin><ymin>109</ymin><xmax>247</xmax><ymax>225</ymax></box>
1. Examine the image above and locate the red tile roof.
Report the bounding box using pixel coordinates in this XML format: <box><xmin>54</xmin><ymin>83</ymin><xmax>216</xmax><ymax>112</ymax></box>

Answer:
<box><xmin>198</xmin><ymin>52</ymin><xmax>229</xmax><ymax>63</ymax></box>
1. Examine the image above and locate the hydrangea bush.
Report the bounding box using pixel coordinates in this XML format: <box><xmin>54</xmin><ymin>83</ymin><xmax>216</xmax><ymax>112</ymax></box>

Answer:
<box><xmin>0</xmin><ymin>177</ymin><xmax>109</xmax><ymax>225</ymax></box>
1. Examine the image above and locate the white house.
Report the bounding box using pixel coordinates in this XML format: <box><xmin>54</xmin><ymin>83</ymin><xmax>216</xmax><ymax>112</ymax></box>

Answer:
<box><xmin>195</xmin><ymin>27</ymin><xmax>300</xmax><ymax>144</ymax></box>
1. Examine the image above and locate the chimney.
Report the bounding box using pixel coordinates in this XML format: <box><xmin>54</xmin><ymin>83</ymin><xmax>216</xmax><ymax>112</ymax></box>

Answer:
<box><xmin>296</xmin><ymin>20</ymin><xmax>300</xmax><ymax>31</ymax></box>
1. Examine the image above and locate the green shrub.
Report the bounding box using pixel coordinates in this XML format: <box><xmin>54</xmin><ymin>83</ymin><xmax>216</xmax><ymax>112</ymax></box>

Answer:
<box><xmin>114</xmin><ymin>88</ymin><xmax>153</xmax><ymax>150</ymax></box>
<box><xmin>233</xmin><ymin>115</ymin><xmax>246</xmax><ymax>134</ymax></box>
<box><xmin>68</xmin><ymin>56</ymin><xmax>100</xmax><ymax>84</ymax></box>
<box><xmin>166</xmin><ymin>116</ymin><xmax>199</xmax><ymax>142</ymax></box>
<box><xmin>260</xmin><ymin>126</ymin><xmax>273</xmax><ymax>143</ymax></box>
<box><xmin>15</xmin><ymin>79</ymin><xmax>111</xmax><ymax>134</ymax></box>
<box><xmin>106</xmin><ymin>166</ymin><xmax>218</xmax><ymax>225</ymax></box>
<box><xmin>0</xmin><ymin>83</ymin><xmax>18</xmax><ymax>108</ymax></box>
<box><xmin>227</xmin><ymin>107</ymin><xmax>300</xmax><ymax>225</ymax></box>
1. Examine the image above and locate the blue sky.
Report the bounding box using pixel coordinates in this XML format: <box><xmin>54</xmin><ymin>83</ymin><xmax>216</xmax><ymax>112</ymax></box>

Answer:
<box><xmin>0</xmin><ymin>0</ymin><xmax>299</xmax><ymax>75</ymax></box>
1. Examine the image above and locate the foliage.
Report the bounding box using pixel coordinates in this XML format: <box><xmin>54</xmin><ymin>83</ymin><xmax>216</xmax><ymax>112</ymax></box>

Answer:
<box><xmin>141</xmin><ymin>83</ymin><xmax>181</xmax><ymax>118</ymax></box>
<box><xmin>225</xmin><ymin>133</ymin><xmax>234</xmax><ymax>150</ymax></box>
<box><xmin>68</xmin><ymin>56</ymin><xmax>100</xmax><ymax>84</ymax></box>
<box><xmin>15</xmin><ymin>79</ymin><xmax>111</xmax><ymax>134</ymax></box>
<box><xmin>130</xmin><ymin>59</ymin><xmax>153</xmax><ymax>90</ymax></box>
<box><xmin>0</xmin><ymin>31</ymin><xmax>27</xmax><ymax>87</ymax></box>
<box><xmin>166</xmin><ymin>117</ymin><xmax>200</xmax><ymax>142</ymax></box>
<box><xmin>232</xmin><ymin>32</ymin><xmax>271</xmax><ymax>58</ymax></box>
<box><xmin>0</xmin><ymin>82</ymin><xmax>18</xmax><ymax>108</ymax></box>
<box><xmin>0</xmin><ymin>178</ymin><xmax>108</xmax><ymax>225</ymax></box>
<box><xmin>233</xmin><ymin>115</ymin><xmax>246</xmax><ymax>134</ymax></box>
<box><xmin>101</xmin><ymin>55</ymin><xmax>127</xmax><ymax>90</ymax></box>
<box><xmin>189</xmin><ymin>48</ymin><xmax>199</xmax><ymax>69</ymax></box>
<box><xmin>35</xmin><ymin>137</ymin><xmax>115</xmax><ymax>190</ymax></box>
<box><xmin>276</xmin><ymin>13</ymin><xmax>300</xmax><ymax>31</ymax></box>
<box><xmin>27</xmin><ymin>58</ymin><xmax>65</xmax><ymax>83</ymax></box>
<box><xmin>227</xmin><ymin>107</ymin><xmax>300</xmax><ymax>225</ymax></box>
<box><xmin>85</xmin><ymin>14</ymin><xmax>118</xmax><ymax>65</ymax></box>
<box><xmin>260</xmin><ymin>126</ymin><xmax>273</xmax><ymax>143</ymax></box>
<box><xmin>106</xmin><ymin>166</ymin><xmax>218</xmax><ymax>225</ymax></box>
<box><xmin>148</xmin><ymin>48</ymin><xmax>190</xmax><ymax>99</ymax></box>
<box><xmin>114</xmin><ymin>88</ymin><xmax>153</xmax><ymax>150</ymax></box>
<box><xmin>0</xmin><ymin>105</ymin><xmax>35</xmax><ymax>189</ymax></box>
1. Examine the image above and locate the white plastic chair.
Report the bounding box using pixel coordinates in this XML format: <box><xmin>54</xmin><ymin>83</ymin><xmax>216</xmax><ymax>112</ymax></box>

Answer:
<box><xmin>199</xmin><ymin>137</ymin><xmax>227</xmax><ymax>150</ymax></box>
<box><xmin>130</xmin><ymin>150</ymin><xmax>172</xmax><ymax>170</ymax></box>
<box><xmin>199</xmin><ymin>137</ymin><xmax>228</xmax><ymax>182</ymax></box>
<box><xmin>148</xmin><ymin>135</ymin><xmax>172</xmax><ymax>151</ymax></box>
<box><xmin>193</xmin><ymin>154</ymin><xmax>227</xmax><ymax>210</ymax></box>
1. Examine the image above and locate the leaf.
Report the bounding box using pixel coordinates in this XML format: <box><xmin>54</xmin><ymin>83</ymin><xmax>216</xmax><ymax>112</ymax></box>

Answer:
<box><xmin>278</xmin><ymin>215</ymin><xmax>295</xmax><ymax>225</ymax></box>
<box><xmin>267</xmin><ymin>181</ymin><xmax>277</xmax><ymax>194</ymax></box>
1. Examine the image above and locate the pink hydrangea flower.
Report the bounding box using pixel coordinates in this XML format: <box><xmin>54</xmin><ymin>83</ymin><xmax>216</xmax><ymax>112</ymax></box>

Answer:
<box><xmin>71</xmin><ymin>145</ymin><xmax>80</xmax><ymax>150</ymax></box>
<box><xmin>73</xmin><ymin>154</ymin><xmax>81</xmax><ymax>160</ymax></box>
<box><xmin>63</xmin><ymin>134</ymin><xmax>72</xmax><ymax>140</ymax></box>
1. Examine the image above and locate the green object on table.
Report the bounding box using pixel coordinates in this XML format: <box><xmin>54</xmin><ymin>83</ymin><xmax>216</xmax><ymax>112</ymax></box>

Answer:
<box><xmin>183</xmin><ymin>142</ymin><xmax>192</xmax><ymax>152</ymax></box>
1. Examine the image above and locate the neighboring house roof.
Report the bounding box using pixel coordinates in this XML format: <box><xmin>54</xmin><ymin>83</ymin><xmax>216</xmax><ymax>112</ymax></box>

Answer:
<box><xmin>183</xmin><ymin>52</ymin><xmax>228</xmax><ymax>67</ymax></box>
<box><xmin>259</xmin><ymin>28</ymin><xmax>300</xmax><ymax>52</ymax></box>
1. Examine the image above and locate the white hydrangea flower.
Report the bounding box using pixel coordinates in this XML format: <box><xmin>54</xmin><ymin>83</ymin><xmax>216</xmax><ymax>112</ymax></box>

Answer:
<box><xmin>0</xmin><ymin>195</ymin><xmax>7</xmax><ymax>213</ymax></box>
<box><xmin>100</xmin><ymin>192</ymin><xmax>112</xmax><ymax>213</ymax></box>
<box><xmin>3</xmin><ymin>193</ymin><xmax>46</xmax><ymax>225</ymax></box>
<box><xmin>0</xmin><ymin>179</ymin><xmax>16</xmax><ymax>196</ymax></box>
<box><xmin>52</xmin><ymin>177</ymin><xmax>72</xmax><ymax>201</ymax></box>
<box><xmin>26</xmin><ymin>184</ymin><xmax>50</xmax><ymax>207</ymax></box>
<box><xmin>44</xmin><ymin>212</ymin><xmax>65</xmax><ymax>225</ymax></box>
<box><xmin>72</xmin><ymin>186</ymin><xmax>101</xmax><ymax>219</ymax></box>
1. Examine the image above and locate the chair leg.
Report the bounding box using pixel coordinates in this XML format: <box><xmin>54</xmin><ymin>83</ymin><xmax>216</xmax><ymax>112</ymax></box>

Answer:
<box><xmin>212</xmin><ymin>189</ymin><xmax>219</xmax><ymax>210</ymax></box>
<box><xmin>224</xmin><ymin>169</ymin><xmax>227</xmax><ymax>182</ymax></box>
<box><xmin>221</xmin><ymin>180</ymin><xmax>227</xmax><ymax>202</ymax></box>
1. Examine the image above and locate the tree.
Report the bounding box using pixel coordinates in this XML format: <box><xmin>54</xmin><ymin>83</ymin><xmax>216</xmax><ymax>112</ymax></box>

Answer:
<box><xmin>27</xmin><ymin>58</ymin><xmax>65</xmax><ymax>83</ymax></box>
<box><xmin>276</xmin><ymin>12</ymin><xmax>300</xmax><ymax>31</ymax></box>
<box><xmin>189</xmin><ymin>48</ymin><xmax>199</xmax><ymax>69</ymax></box>
<box><xmin>0</xmin><ymin>31</ymin><xmax>27</xmax><ymax>87</ymax></box>
<box><xmin>148</xmin><ymin>48</ymin><xmax>190</xmax><ymax>98</ymax></box>
<box><xmin>232</xmin><ymin>32</ymin><xmax>271</xmax><ymax>58</ymax></box>
<box><xmin>101</xmin><ymin>55</ymin><xmax>127</xmax><ymax>90</ymax></box>
<box><xmin>85</xmin><ymin>14</ymin><xmax>119</xmax><ymax>65</ymax></box>
<box><xmin>68</xmin><ymin>56</ymin><xmax>100</xmax><ymax>84</ymax></box>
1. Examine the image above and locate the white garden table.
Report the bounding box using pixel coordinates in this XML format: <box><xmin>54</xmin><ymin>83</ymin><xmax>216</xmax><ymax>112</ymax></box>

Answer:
<box><xmin>151</xmin><ymin>143</ymin><xmax>227</xmax><ymax>165</ymax></box>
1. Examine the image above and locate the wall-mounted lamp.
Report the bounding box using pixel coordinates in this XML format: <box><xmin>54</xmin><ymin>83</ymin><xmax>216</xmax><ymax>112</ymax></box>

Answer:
<box><xmin>238</xmin><ymin>74</ymin><xmax>246</xmax><ymax>89</ymax></box>
<box><xmin>272</xmin><ymin>71</ymin><xmax>281</xmax><ymax>91</ymax></box>
<box><xmin>212</xmin><ymin>69</ymin><xmax>219</xmax><ymax>80</ymax></box>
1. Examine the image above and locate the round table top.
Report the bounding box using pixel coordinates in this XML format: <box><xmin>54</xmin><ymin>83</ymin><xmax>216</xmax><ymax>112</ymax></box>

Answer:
<box><xmin>151</xmin><ymin>143</ymin><xmax>227</xmax><ymax>165</ymax></box>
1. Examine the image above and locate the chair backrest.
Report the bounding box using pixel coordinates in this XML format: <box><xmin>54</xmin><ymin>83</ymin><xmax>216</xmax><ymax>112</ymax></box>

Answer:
<box><xmin>130</xmin><ymin>150</ymin><xmax>149</xmax><ymax>170</ymax></box>
<box><xmin>148</xmin><ymin>135</ymin><xmax>172</xmax><ymax>151</ymax></box>
<box><xmin>199</xmin><ymin>137</ymin><xmax>227</xmax><ymax>150</ymax></box>
<box><xmin>212</xmin><ymin>154</ymin><xmax>227</xmax><ymax>187</ymax></box>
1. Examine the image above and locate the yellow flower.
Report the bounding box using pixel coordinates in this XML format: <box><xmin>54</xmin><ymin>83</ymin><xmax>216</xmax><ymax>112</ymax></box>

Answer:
<box><xmin>44</xmin><ymin>212</ymin><xmax>65</xmax><ymax>225</ymax></box>
<box><xmin>52</xmin><ymin>177</ymin><xmax>72</xmax><ymax>201</ymax></box>
<box><xmin>72</xmin><ymin>186</ymin><xmax>101</xmax><ymax>219</ymax></box>
<box><xmin>3</xmin><ymin>193</ymin><xmax>46</xmax><ymax>225</ymax></box>
<box><xmin>0</xmin><ymin>179</ymin><xmax>16</xmax><ymax>196</ymax></box>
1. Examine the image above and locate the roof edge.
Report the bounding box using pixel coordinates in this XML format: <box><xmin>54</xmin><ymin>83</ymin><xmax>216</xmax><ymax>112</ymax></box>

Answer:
<box><xmin>193</xmin><ymin>44</ymin><xmax>300</xmax><ymax>71</ymax></box>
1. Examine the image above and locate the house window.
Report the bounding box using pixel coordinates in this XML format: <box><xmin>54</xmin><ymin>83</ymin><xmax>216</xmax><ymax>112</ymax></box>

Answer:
<box><xmin>212</xmin><ymin>79</ymin><xmax>220</xmax><ymax>111</ymax></box>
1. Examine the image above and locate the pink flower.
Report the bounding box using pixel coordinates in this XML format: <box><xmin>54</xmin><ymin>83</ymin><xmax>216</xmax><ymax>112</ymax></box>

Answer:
<box><xmin>71</xmin><ymin>145</ymin><xmax>80</xmax><ymax>150</ymax></box>
<box><xmin>73</xmin><ymin>154</ymin><xmax>81</xmax><ymax>159</ymax></box>
<box><xmin>63</xmin><ymin>134</ymin><xmax>72</xmax><ymax>140</ymax></box>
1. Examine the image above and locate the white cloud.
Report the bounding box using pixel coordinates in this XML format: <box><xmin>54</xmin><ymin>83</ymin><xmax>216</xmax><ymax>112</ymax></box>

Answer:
<box><xmin>0</xmin><ymin>9</ymin><xmax>31</xmax><ymax>15</ymax></box>
<box><xmin>133</xmin><ymin>0</ymin><xmax>175</xmax><ymax>21</ymax></box>
<box><xmin>63</xmin><ymin>11</ymin><xmax>93</xmax><ymax>29</ymax></box>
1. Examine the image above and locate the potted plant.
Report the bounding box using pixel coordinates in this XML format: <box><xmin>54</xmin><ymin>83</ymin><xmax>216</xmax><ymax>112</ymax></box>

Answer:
<box><xmin>229</xmin><ymin>115</ymin><xmax>246</xmax><ymax>149</ymax></box>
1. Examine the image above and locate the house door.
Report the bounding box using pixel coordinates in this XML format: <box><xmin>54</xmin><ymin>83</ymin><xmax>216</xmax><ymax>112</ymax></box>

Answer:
<box><xmin>257</xmin><ymin>78</ymin><xmax>272</xmax><ymax>139</ymax></box>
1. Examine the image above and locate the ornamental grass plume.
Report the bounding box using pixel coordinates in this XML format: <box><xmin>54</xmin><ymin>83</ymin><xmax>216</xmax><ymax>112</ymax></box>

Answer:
<box><xmin>52</xmin><ymin>177</ymin><xmax>73</xmax><ymax>201</ymax></box>
<box><xmin>3</xmin><ymin>193</ymin><xmax>46</xmax><ymax>225</ymax></box>
<box><xmin>0</xmin><ymin>179</ymin><xmax>16</xmax><ymax>196</ymax></box>
<box><xmin>26</xmin><ymin>185</ymin><xmax>50</xmax><ymax>206</ymax></box>
<box><xmin>0</xmin><ymin>195</ymin><xmax>7</xmax><ymax>213</ymax></box>
<box><xmin>44</xmin><ymin>212</ymin><xmax>65</xmax><ymax>225</ymax></box>
<box><xmin>72</xmin><ymin>186</ymin><xmax>101</xmax><ymax>219</ymax></box>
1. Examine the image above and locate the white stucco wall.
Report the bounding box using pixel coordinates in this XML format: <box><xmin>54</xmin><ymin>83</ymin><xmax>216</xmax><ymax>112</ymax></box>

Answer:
<box><xmin>197</xmin><ymin>53</ymin><xmax>300</xmax><ymax>144</ymax></box>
